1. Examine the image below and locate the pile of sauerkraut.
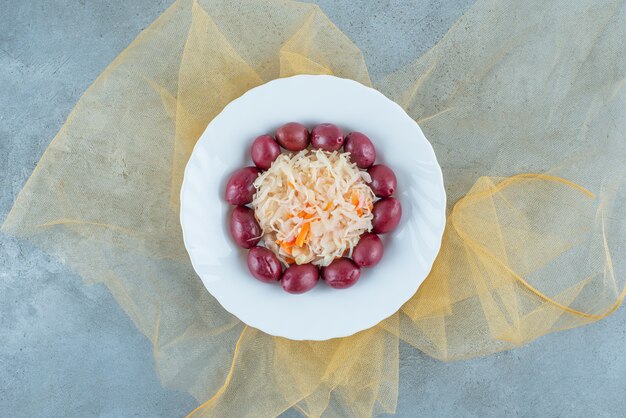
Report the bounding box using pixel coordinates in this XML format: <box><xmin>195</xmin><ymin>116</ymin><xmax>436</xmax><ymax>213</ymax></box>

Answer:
<box><xmin>252</xmin><ymin>149</ymin><xmax>375</xmax><ymax>266</ymax></box>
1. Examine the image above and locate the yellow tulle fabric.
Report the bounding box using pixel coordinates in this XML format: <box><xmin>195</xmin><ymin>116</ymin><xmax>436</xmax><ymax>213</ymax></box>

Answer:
<box><xmin>2</xmin><ymin>0</ymin><xmax>625</xmax><ymax>416</ymax></box>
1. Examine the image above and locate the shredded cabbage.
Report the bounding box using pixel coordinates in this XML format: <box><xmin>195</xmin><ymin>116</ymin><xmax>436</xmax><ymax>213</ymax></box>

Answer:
<box><xmin>252</xmin><ymin>149</ymin><xmax>375</xmax><ymax>267</ymax></box>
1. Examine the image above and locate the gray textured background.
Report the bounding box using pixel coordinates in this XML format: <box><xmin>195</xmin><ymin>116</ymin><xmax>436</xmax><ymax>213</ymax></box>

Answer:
<box><xmin>1</xmin><ymin>1</ymin><xmax>625</xmax><ymax>417</ymax></box>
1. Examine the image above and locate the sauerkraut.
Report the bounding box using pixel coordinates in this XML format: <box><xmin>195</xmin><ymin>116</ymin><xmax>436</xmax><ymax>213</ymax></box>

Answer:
<box><xmin>252</xmin><ymin>149</ymin><xmax>375</xmax><ymax>267</ymax></box>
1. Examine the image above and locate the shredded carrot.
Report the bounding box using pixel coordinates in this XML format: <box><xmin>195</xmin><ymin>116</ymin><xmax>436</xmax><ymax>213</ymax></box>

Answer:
<box><xmin>288</xmin><ymin>182</ymin><xmax>295</xmax><ymax>188</ymax></box>
<box><xmin>296</xmin><ymin>210</ymin><xmax>314</xmax><ymax>219</ymax></box>
<box><xmin>285</xmin><ymin>257</ymin><xmax>295</xmax><ymax>264</ymax></box>
<box><xmin>324</xmin><ymin>202</ymin><xmax>333</xmax><ymax>211</ymax></box>
<box><xmin>277</xmin><ymin>239</ymin><xmax>296</xmax><ymax>255</ymax></box>
<box><xmin>351</xmin><ymin>190</ymin><xmax>360</xmax><ymax>207</ymax></box>
<box><xmin>357</xmin><ymin>208</ymin><xmax>363</xmax><ymax>217</ymax></box>
<box><xmin>296</xmin><ymin>223</ymin><xmax>310</xmax><ymax>247</ymax></box>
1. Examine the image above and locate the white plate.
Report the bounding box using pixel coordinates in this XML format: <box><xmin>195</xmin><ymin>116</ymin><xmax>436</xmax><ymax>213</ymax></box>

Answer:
<box><xmin>180</xmin><ymin>75</ymin><xmax>446</xmax><ymax>341</ymax></box>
